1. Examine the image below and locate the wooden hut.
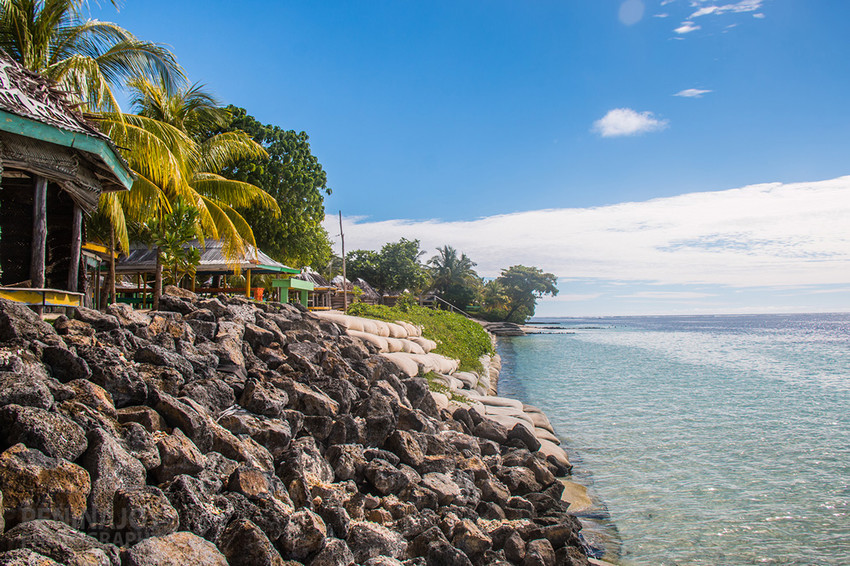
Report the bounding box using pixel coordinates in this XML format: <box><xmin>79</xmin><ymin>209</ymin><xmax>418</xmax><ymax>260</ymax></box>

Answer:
<box><xmin>294</xmin><ymin>270</ymin><xmax>335</xmax><ymax>311</ymax></box>
<box><xmin>0</xmin><ymin>51</ymin><xmax>133</xmax><ymax>309</ymax></box>
<box><xmin>115</xmin><ymin>239</ymin><xmax>300</xmax><ymax>303</ymax></box>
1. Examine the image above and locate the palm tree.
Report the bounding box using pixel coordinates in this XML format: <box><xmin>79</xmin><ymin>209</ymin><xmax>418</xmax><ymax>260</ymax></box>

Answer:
<box><xmin>0</xmin><ymin>0</ymin><xmax>183</xmax><ymax>112</ymax></box>
<box><xmin>100</xmin><ymin>78</ymin><xmax>280</xmax><ymax>255</ymax></box>
<box><xmin>428</xmin><ymin>245</ymin><xmax>479</xmax><ymax>309</ymax></box>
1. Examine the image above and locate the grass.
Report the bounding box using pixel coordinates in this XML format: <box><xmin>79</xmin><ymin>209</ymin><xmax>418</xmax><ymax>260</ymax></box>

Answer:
<box><xmin>346</xmin><ymin>302</ymin><xmax>494</xmax><ymax>373</ymax></box>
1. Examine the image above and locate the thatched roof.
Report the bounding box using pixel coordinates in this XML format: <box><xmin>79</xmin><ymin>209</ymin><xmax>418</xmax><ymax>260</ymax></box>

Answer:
<box><xmin>0</xmin><ymin>50</ymin><xmax>133</xmax><ymax>209</ymax></box>
<box><xmin>115</xmin><ymin>240</ymin><xmax>299</xmax><ymax>275</ymax></box>
<box><xmin>295</xmin><ymin>270</ymin><xmax>331</xmax><ymax>287</ymax></box>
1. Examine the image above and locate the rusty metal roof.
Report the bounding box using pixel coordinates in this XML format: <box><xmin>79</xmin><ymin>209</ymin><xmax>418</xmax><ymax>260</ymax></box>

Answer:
<box><xmin>0</xmin><ymin>51</ymin><xmax>113</xmax><ymax>142</ymax></box>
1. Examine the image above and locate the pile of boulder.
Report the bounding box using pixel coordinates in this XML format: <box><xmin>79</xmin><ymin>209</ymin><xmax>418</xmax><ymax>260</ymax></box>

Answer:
<box><xmin>0</xmin><ymin>290</ymin><xmax>595</xmax><ymax>566</ymax></box>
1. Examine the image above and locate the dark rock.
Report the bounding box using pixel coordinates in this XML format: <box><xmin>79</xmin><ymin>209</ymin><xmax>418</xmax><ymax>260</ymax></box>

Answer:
<box><xmin>346</xmin><ymin>521</ymin><xmax>407</xmax><ymax>563</ymax></box>
<box><xmin>76</xmin><ymin>345</ymin><xmax>147</xmax><ymax>408</ymax></box>
<box><xmin>118</xmin><ymin>423</ymin><xmax>160</xmax><ymax>471</ymax></box>
<box><xmin>0</xmin><ymin>366</ymin><xmax>53</xmax><ymax>409</ymax></box>
<box><xmin>196</xmin><ymin>452</ymin><xmax>239</xmax><ymax>493</ymax></box>
<box><xmin>421</xmin><ymin>473</ymin><xmax>461</xmax><ymax>506</ymax></box>
<box><xmin>0</xmin><ymin>405</ymin><xmax>87</xmax><ymax>461</ymax></box>
<box><xmin>309</xmin><ymin>537</ymin><xmax>353</xmax><ymax>566</ymax></box>
<box><xmin>508</xmin><ymin>424</ymin><xmax>541</xmax><ymax>452</ymax></box>
<box><xmin>282</xmin><ymin>380</ymin><xmax>339</xmax><ymax>417</ymax></box>
<box><xmin>473</xmin><ymin>420</ymin><xmax>509</xmax><ymax>445</ymax></box>
<box><xmin>0</xmin><ymin>444</ymin><xmax>90</xmax><ymax>529</ymax></box>
<box><xmin>64</xmin><ymin>380</ymin><xmax>116</xmax><ymax>419</ymax></box>
<box><xmin>425</xmin><ymin>539</ymin><xmax>472</xmax><ymax>566</ymax></box>
<box><xmin>218</xmin><ymin>411</ymin><xmax>291</xmax><ymax>462</ymax></box>
<box><xmin>451</xmin><ymin>519</ymin><xmax>492</xmax><ymax>557</ymax></box>
<box><xmin>0</xmin><ymin>300</ymin><xmax>57</xmax><ymax>344</ymax></box>
<box><xmin>384</xmin><ymin>430</ymin><xmax>425</xmax><ymax>468</ymax></box>
<box><xmin>179</xmin><ymin>378</ymin><xmax>235</xmax><ymax>416</ymax></box>
<box><xmin>162</xmin><ymin>475</ymin><xmax>232</xmax><ymax>542</ymax></box>
<box><xmin>224</xmin><ymin>492</ymin><xmax>290</xmax><ymax>543</ymax></box>
<box><xmin>106</xmin><ymin>303</ymin><xmax>151</xmax><ymax>329</ymax></box>
<box><xmin>112</xmin><ymin>486</ymin><xmax>178</xmax><ymax>540</ymax></box>
<box><xmin>239</xmin><ymin>379</ymin><xmax>287</xmax><ymax>418</ymax></box>
<box><xmin>0</xmin><ymin>519</ymin><xmax>119</xmax><ymax>566</ymax></box>
<box><xmin>363</xmin><ymin>459</ymin><xmax>410</xmax><ymax>496</ymax></box>
<box><xmin>354</xmin><ymin>392</ymin><xmax>397</xmax><ymax>447</ymax></box>
<box><xmin>134</xmin><ymin>345</ymin><xmax>194</xmax><ymax>381</ymax></box>
<box><xmin>153</xmin><ymin>429</ymin><xmax>206</xmax><ymax>483</ymax></box>
<box><xmin>185</xmin><ymin>319</ymin><xmax>217</xmax><ymax>341</ymax></box>
<box><xmin>0</xmin><ymin>548</ymin><xmax>64</xmax><ymax>565</ymax></box>
<box><xmin>219</xmin><ymin>519</ymin><xmax>285</xmax><ymax>566</ymax></box>
<box><xmin>40</xmin><ymin>346</ymin><xmax>90</xmax><ymax>383</ymax></box>
<box><xmin>157</xmin><ymin>294</ymin><xmax>195</xmax><ymax>316</ymax></box>
<box><xmin>477</xmin><ymin>477</ymin><xmax>510</xmax><ymax>507</ymax></box>
<box><xmin>497</xmin><ymin>466</ymin><xmax>542</xmax><ymax>496</ymax></box>
<box><xmin>73</xmin><ymin>307</ymin><xmax>119</xmax><ymax>332</ymax></box>
<box><xmin>82</xmin><ymin>428</ymin><xmax>146</xmax><ymax>527</ymax></box>
<box><xmin>476</xmin><ymin>501</ymin><xmax>506</xmax><ymax>521</ymax></box>
<box><xmin>116</xmin><ymin>406</ymin><xmax>167</xmax><ymax>433</ymax></box>
<box><xmin>154</xmin><ymin>395</ymin><xmax>213</xmax><ymax>453</ymax></box>
<box><xmin>324</xmin><ymin>444</ymin><xmax>367</xmax><ymax>482</ymax></box>
<box><xmin>554</xmin><ymin>546</ymin><xmax>591</xmax><ymax>566</ymax></box>
<box><xmin>122</xmin><ymin>531</ymin><xmax>227</xmax><ymax>566</ymax></box>
<box><xmin>277</xmin><ymin>436</ymin><xmax>333</xmax><ymax>485</ymax></box>
<box><xmin>504</xmin><ymin>531</ymin><xmax>526</xmax><ymax>563</ymax></box>
<box><xmin>523</xmin><ymin>539</ymin><xmax>555</xmax><ymax>566</ymax></box>
<box><xmin>279</xmin><ymin>509</ymin><xmax>327</xmax><ymax>560</ymax></box>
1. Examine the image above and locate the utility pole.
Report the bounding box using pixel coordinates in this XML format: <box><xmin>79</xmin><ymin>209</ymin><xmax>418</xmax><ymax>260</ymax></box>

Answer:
<box><xmin>339</xmin><ymin>211</ymin><xmax>348</xmax><ymax>311</ymax></box>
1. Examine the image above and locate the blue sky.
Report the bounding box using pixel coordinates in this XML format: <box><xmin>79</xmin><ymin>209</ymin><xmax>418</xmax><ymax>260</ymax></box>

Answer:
<box><xmin>93</xmin><ymin>1</ymin><xmax>850</xmax><ymax>316</ymax></box>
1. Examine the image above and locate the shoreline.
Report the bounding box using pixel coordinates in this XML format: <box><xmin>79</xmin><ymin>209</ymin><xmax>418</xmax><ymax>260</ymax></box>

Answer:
<box><xmin>0</xmin><ymin>295</ymin><xmax>610</xmax><ymax>565</ymax></box>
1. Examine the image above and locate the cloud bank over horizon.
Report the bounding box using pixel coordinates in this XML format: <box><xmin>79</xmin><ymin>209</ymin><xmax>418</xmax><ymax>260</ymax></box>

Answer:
<box><xmin>326</xmin><ymin>176</ymin><xmax>850</xmax><ymax>301</ymax></box>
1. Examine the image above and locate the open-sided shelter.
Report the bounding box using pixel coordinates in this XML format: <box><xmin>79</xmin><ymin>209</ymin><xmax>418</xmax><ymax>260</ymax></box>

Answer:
<box><xmin>0</xmin><ymin>51</ymin><xmax>133</xmax><ymax>308</ymax></box>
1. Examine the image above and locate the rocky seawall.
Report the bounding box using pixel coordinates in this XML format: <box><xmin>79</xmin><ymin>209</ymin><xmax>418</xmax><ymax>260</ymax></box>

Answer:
<box><xmin>0</xmin><ymin>291</ymin><xmax>601</xmax><ymax>566</ymax></box>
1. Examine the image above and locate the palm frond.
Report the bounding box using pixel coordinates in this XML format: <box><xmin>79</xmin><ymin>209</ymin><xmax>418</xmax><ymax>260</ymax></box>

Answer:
<box><xmin>196</xmin><ymin>131</ymin><xmax>267</xmax><ymax>172</ymax></box>
<box><xmin>191</xmin><ymin>174</ymin><xmax>280</xmax><ymax>215</ymax></box>
<box><xmin>97</xmin><ymin>190</ymin><xmax>129</xmax><ymax>252</ymax></box>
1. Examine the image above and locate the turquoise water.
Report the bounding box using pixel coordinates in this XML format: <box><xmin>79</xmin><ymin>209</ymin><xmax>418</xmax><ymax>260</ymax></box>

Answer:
<box><xmin>496</xmin><ymin>314</ymin><xmax>850</xmax><ymax>565</ymax></box>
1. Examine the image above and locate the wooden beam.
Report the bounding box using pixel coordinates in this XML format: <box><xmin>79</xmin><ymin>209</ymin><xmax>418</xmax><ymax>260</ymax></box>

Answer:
<box><xmin>245</xmin><ymin>269</ymin><xmax>252</xmax><ymax>298</ymax></box>
<box><xmin>67</xmin><ymin>205</ymin><xmax>82</xmax><ymax>292</ymax></box>
<box><xmin>31</xmin><ymin>176</ymin><xmax>47</xmax><ymax>289</ymax></box>
<box><xmin>0</xmin><ymin>110</ymin><xmax>134</xmax><ymax>191</ymax></box>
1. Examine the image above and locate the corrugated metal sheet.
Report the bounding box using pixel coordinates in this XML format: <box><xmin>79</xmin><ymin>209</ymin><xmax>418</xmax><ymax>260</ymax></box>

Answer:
<box><xmin>116</xmin><ymin>239</ymin><xmax>297</xmax><ymax>274</ymax></box>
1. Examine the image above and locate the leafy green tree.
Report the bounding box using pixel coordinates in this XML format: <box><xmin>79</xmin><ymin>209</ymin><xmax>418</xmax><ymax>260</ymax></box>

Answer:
<box><xmin>481</xmin><ymin>265</ymin><xmax>559</xmax><ymax>323</ymax></box>
<box><xmin>347</xmin><ymin>238</ymin><xmax>429</xmax><ymax>300</ymax></box>
<box><xmin>212</xmin><ymin>106</ymin><xmax>332</xmax><ymax>268</ymax></box>
<box><xmin>428</xmin><ymin>245</ymin><xmax>480</xmax><ymax>310</ymax></box>
<box><xmin>144</xmin><ymin>197</ymin><xmax>202</xmax><ymax>309</ymax></box>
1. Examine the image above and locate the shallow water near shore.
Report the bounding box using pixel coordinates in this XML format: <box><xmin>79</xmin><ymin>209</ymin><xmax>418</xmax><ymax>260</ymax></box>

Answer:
<box><xmin>496</xmin><ymin>313</ymin><xmax>850</xmax><ymax>565</ymax></box>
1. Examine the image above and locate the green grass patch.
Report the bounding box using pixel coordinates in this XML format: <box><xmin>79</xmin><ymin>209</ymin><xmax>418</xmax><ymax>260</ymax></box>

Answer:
<box><xmin>347</xmin><ymin>302</ymin><xmax>494</xmax><ymax>373</ymax></box>
<box><xmin>422</xmin><ymin>371</ymin><xmax>471</xmax><ymax>404</ymax></box>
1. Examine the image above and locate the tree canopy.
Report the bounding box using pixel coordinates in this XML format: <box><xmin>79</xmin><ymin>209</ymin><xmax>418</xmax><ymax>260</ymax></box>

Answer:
<box><xmin>347</xmin><ymin>238</ymin><xmax>429</xmax><ymax>299</ymax></box>
<box><xmin>213</xmin><ymin>106</ymin><xmax>332</xmax><ymax>269</ymax></box>
<box><xmin>481</xmin><ymin>265</ymin><xmax>559</xmax><ymax>323</ymax></box>
<box><xmin>428</xmin><ymin>245</ymin><xmax>480</xmax><ymax>310</ymax></box>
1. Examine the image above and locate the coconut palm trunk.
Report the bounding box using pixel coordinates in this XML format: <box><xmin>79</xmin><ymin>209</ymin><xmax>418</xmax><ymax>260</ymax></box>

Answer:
<box><xmin>153</xmin><ymin>251</ymin><xmax>163</xmax><ymax>311</ymax></box>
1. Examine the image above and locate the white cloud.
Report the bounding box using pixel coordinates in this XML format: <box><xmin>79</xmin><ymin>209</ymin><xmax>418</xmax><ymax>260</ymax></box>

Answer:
<box><xmin>618</xmin><ymin>291</ymin><xmax>717</xmax><ymax>299</ymax></box>
<box><xmin>592</xmin><ymin>108</ymin><xmax>669</xmax><ymax>137</ymax></box>
<box><xmin>654</xmin><ymin>12</ymin><xmax>670</xmax><ymax>18</ymax></box>
<box><xmin>674</xmin><ymin>88</ymin><xmax>712</xmax><ymax>98</ymax></box>
<box><xmin>674</xmin><ymin>21</ymin><xmax>701</xmax><ymax>33</ymax></box>
<box><xmin>325</xmin><ymin>176</ymin><xmax>850</xmax><ymax>289</ymax></box>
<box><xmin>753</xmin><ymin>12</ymin><xmax>765</xmax><ymax>18</ymax></box>
<box><xmin>690</xmin><ymin>0</ymin><xmax>764</xmax><ymax>19</ymax></box>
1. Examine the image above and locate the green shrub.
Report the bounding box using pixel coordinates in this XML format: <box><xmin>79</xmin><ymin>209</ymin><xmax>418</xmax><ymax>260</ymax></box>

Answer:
<box><xmin>347</xmin><ymin>302</ymin><xmax>494</xmax><ymax>372</ymax></box>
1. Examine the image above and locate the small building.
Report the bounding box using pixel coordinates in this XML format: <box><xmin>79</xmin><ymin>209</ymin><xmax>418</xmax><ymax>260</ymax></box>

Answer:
<box><xmin>115</xmin><ymin>239</ymin><xmax>300</xmax><ymax>303</ymax></box>
<box><xmin>0</xmin><ymin>50</ymin><xmax>133</xmax><ymax>308</ymax></box>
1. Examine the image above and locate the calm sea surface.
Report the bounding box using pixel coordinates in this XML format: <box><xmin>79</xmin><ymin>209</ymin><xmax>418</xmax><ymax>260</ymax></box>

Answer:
<box><xmin>495</xmin><ymin>313</ymin><xmax>850</xmax><ymax>565</ymax></box>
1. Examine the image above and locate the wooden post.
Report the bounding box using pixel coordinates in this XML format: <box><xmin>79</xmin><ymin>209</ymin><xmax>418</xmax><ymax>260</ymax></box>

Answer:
<box><xmin>67</xmin><ymin>205</ymin><xmax>82</xmax><ymax>292</ymax></box>
<box><xmin>245</xmin><ymin>269</ymin><xmax>252</xmax><ymax>298</ymax></box>
<box><xmin>339</xmin><ymin>211</ymin><xmax>347</xmax><ymax>311</ymax></box>
<box><xmin>108</xmin><ymin>227</ymin><xmax>116</xmax><ymax>307</ymax></box>
<box><xmin>31</xmin><ymin>176</ymin><xmax>48</xmax><ymax>288</ymax></box>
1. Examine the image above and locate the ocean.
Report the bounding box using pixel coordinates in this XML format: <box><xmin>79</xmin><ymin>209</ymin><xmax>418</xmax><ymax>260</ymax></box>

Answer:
<box><xmin>495</xmin><ymin>313</ymin><xmax>850</xmax><ymax>566</ymax></box>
